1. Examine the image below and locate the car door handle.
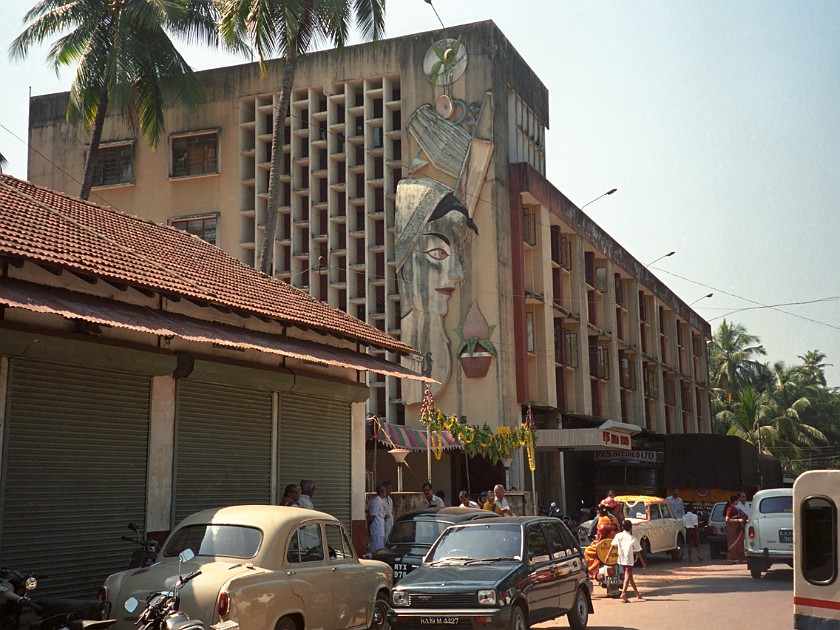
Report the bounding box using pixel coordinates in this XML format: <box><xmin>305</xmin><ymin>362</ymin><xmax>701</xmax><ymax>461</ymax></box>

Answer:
<box><xmin>332</xmin><ymin>567</ymin><xmax>338</xmax><ymax>571</ymax></box>
<box><xmin>286</xmin><ymin>570</ymin><xmax>296</xmax><ymax>575</ymax></box>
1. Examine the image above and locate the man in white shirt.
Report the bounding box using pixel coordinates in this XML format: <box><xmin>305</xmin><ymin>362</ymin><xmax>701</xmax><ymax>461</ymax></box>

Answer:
<box><xmin>420</xmin><ymin>482</ymin><xmax>445</xmax><ymax>508</ymax></box>
<box><xmin>458</xmin><ymin>490</ymin><xmax>479</xmax><ymax>508</ymax></box>
<box><xmin>383</xmin><ymin>481</ymin><xmax>394</xmax><ymax>541</ymax></box>
<box><xmin>368</xmin><ymin>485</ymin><xmax>388</xmax><ymax>553</ymax></box>
<box><xmin>299</xmin><ymin>479</ymin><xmax>316</xmax><ymax>510</ymax></box>
<box><xmin>492</xmin><ymin>484</ymin><xmax>514</xmax><ymax>516</ymax></box>
<box><xmin>610</xmin><ymin>520</ymin><xmax>647</xmax><ymax>602</ymax></box>
<box><xmin>683</xmin><ymin>507</ymin><xmax>702</xmax><ymax>561</ymax></box>
<box><xmin>736</xmin><ymin>492</ymin><xmax>750</xmax><ymax>518</ymax></box>
<box><xmin>666</xmin><ymin>488</ymin><xmax>685</xmax><ymax>519</ymax></box>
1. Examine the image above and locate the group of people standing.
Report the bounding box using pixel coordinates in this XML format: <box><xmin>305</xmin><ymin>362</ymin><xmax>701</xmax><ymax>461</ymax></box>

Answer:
<box><xmin>280</xmin><ymin>479</ymin><xmax>316</xmax><ymax>509</ymax></box>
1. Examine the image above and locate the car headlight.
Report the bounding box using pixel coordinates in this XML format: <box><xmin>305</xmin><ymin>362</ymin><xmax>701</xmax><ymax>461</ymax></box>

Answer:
<box><xmin>392</xmin><ymin>591</ymin><xmax>408</xmax><ymax>607</ymax></box>
<box><xmin>477</xmin><ymin>590</ymin><xmax>497</xmax><ymax>606</ymax></box>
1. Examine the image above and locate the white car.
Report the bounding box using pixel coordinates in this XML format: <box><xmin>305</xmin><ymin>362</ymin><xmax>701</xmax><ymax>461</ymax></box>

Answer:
<box><xmin>745</xmin><ymin>488</ymin><xmax>793</xmax><ymax>579</ymax></box>
<box><xmin>578</xmin><ymin>495</ymin><xmax>686</xmax><ymax>561</ymax></box>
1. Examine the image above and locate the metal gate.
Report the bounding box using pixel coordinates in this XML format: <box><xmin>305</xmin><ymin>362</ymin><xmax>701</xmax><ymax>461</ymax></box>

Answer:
<box><xmin>1</xmin><ymin>359</ymin><xmax>150</xmax><ymax>598</ymax></box>
<box><xmin>173</xmin><ymin>380</ymin><xmax>273</xmax><ymax>524</ymax></box>
<box><xmin>279</xmin><ymin>392</ymin><xmax>351</xmax><ymax>526</ymax></box>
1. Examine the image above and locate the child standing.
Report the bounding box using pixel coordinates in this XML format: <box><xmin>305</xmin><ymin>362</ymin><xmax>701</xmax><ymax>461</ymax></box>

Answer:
<box><xmin>610</xmin><ymin>519</ymin><xmax>648</xmax><ymax>602</ymax></box>
<box><xmin>683</xmin><ymin>506</ymin><xmax>702</xmax><ymax>561</ymax></box>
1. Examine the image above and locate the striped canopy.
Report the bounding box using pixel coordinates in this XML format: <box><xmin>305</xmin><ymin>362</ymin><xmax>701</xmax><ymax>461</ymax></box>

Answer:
<box><xmin>367</xmin><ymin>419</ymin><xmax>461</xmax><ymax>452</ymax></box>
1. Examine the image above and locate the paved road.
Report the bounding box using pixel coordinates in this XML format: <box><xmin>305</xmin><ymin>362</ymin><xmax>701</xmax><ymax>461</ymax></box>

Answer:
<box><xmin>535</xmin><ymin>543</ymin><xmax>793</xmax><ymax>629</ymax></box>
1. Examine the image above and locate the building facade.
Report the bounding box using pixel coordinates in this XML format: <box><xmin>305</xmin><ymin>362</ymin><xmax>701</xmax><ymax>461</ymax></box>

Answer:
<box><xmin>27</xmin><ymin>20</ymin><xmax>712</xmax><ymax>513</ymax></box>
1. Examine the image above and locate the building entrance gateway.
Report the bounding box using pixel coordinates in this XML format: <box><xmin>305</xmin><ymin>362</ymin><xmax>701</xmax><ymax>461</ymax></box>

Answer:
<box><xmin>1</xmin><ymin>358</ymin><xmax>151</xmax><ymax>598</ymax></box>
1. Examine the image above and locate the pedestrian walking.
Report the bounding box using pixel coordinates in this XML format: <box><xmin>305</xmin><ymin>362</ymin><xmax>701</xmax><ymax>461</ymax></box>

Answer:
<box><xmin>683</xmin><ymin>506</ymin><xmax>702</xmax><ymax>561</ymax></box>
<box><xmin>368</xmin><ymin>485</ymin><xmax>388</xmax><ymax>553</ymax></box>
<box><xmin>458</xmin><ymin>490</ymin><xmax>479</xmax><ymax>508</ymax></box>
<box><xmin>725</xmin><ymin>494</ymin><xmax>746</xmax><ymax>563</ymax></box>
<box><xmin>611</xmin><ymin>519</ymin><xmax>647</xmax><ymax>603</ymax></box>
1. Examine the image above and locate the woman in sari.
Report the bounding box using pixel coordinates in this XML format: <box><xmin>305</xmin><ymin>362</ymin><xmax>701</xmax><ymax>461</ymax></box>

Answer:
<box><xmin>725</xmin><ymin>494</ymin><xmax>747</xmax><ymax>563</ymax></box>
<box><xmin>585</xmin><ymin>503</ymin><xmax>622</xmax><ymax>578</ymax></box>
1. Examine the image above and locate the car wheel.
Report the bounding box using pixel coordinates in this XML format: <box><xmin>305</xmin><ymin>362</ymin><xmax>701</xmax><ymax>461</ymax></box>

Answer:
<box><xmin>369</xmin><ymin>593</ymin><xmax>390</xmax><ymax>630</ymax></box>
<box><xmin>670</xmin><ymin>534</ymin><xmax>684</xmax><ymax>562</ymax></box>
<box><xmin>275</xmin><ymin>617</ymin><xmax>297</xmax><ymax>630</ymax></box>
<box><xmin>750</xmin><ymin>566</ymin><xmax>762</xmax><ymax>579</ymax></box>
<box><xmin>567</xmin><ymin>588</ymin><xmax>589</xmax><ymax>630</ymax></box>
<box><xmin>509</xmin><ymin>605</ymin><xmax>528</xmax><ymax>630</ymax></box>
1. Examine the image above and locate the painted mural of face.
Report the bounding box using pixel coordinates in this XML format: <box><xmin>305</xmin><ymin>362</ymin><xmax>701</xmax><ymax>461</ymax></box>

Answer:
<box><xmin>401</xmin><ymin>206</ymin><xmax>473</xmax><ymax>316</ymax></box>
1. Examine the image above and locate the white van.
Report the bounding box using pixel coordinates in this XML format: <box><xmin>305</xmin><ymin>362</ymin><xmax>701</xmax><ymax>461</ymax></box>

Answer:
<box><xmin>793</xmin><ymin>470</ymin><xmax>840</xmax><ymax>630</ymax></box>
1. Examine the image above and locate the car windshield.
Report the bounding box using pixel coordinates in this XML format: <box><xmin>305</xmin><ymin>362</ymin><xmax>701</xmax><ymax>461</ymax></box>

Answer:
<box><xmin>759</xmin><ymin>496</ymin><xmax>793</xmax><ymax>514</ymax></box>
<box><xmin>164</xmin><ymin>524</ymin><xmax>262</xmax><ymax>559</ymax></box>
<box><xmin>710</xmin><ymin>503</ymin><xmax>726</xmax><ymax>522</ymax></box>
<box><xmin>389</xmin><ymin>519</ymin><xmax>452</xmax><ymax>545</ymax></box>
<box><xmin>426</xmin><ymin>524</ymin><xmax>521</xmax><ymax>563</ymax></box>
<box><xmin>624</xmin><ymin>502</ymin><xmax>648</xmax><ymax>520</ymax></box>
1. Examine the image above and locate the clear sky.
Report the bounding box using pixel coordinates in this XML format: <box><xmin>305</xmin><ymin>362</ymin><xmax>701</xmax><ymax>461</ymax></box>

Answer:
<box><xmin>2</xmin><ymin>0</ymin><xmax>838</xmax><ymax>386</ymax></box>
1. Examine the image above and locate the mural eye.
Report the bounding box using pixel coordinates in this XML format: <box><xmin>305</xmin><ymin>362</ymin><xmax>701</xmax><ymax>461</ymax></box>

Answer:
<box><xmin>425</xmin><ymin>248</ymin><xmax>449</xmax><ymax>261</ymax></box>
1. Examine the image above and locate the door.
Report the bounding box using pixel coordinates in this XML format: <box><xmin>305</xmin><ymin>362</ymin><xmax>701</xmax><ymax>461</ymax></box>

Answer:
<box><xmin>326</xmin><ymin>523</ymin><xmax>370</xmax><ymax>630</ymax></box>
<box><xmin>525</xmin><ymin>523</ymin><xmax>558</xmax><ymax>624</ymax></box>
<box><xmin>647</xmin><ymin>503</ymin><xmax>666</xmax><ymax>551</ymax></box>
<box><xmin>545</xmin><ymin>521</ymin><xmax>582</xmax><ymax>611</ymax></box>
<box><xmin>286</xmin><ymin>521</ymin><xmax>333</xmax><ymax>630</ymax></box>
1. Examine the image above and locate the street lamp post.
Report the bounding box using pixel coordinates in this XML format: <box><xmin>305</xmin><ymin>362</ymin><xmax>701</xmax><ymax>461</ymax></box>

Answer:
<box><xmin>645</xmin><ymin>251</ymin><xmax>675</xmax><ymax>267</ymax></box>
<box><xmin>690</xmin><ymin>293</ymin><xmax>714</xmax><ymax>306</ymax></box>
<box><xmin>579</xmin><ymin>188</ymin><xmax>618</xmax><ymax>210</ymax></box>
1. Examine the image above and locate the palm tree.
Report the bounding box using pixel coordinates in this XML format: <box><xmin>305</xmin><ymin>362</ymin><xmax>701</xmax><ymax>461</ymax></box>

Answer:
<box><xmin>798</xmin><ymin>349</ymin><xmax>831</xmax><ymax>388</ymax></box>
<box><xmin>715</xmin><ymin>386</ymin><xmax>774</xmax><ymax>449</ymax></box>
<box><xmin>10</xmin><ymin>0</ymin><xmax>223</xmax><ymax>200</ymax></box>
<box><xmin>218</xmin><ymin>0</ymin><xmax>387</xmax><ymax>275</ymax></box>
<box><xmin>708</xmin><ymin>320</ymin><xmax>766</xmax><ymax>404</ymax></box>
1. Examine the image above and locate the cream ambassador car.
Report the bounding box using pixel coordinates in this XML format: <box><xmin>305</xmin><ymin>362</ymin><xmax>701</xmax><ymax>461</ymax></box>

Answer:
<box><xmin>100</xmin><ymin>505</ymin><xmax>392</xmax><ymax>630</ymax></box>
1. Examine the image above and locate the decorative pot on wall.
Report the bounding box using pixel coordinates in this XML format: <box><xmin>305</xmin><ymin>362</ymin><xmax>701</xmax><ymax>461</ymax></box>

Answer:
<box><xmin>456</xmin><ymin>302</ymin><xmax>497</xmax><ymax>379</ymax></box>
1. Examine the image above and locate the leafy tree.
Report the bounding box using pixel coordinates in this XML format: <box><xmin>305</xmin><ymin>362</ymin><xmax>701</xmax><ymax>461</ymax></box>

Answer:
<box><xmin>217</xmin><ymin>0</ymin><xmax>387</xmax><ymax>275</ymax></box>
<box><xmin>10</xmin><ymin>0</ymin><xmax>223</xmax><ymax>200</ymax></box>
<box><xmin>708</xmin><ymin>319</ymin><xmax>766</xmax><ymax>405</ymax></box>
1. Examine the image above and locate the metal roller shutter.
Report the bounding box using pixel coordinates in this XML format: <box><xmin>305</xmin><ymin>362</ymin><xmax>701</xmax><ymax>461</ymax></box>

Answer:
<box><xmin>279</xmin><ymin>392</ymin><xmax>351</xmax><ymax>526</ymax></box>
<box><xmin>1</xmin><ymin>359</ymin><xmax>150</xmax><ymax>598</ymax></box>
<box><xmin>173</xmin><ymin>381</ymin><xmax>273</xmax><ymax>524</ymax></box>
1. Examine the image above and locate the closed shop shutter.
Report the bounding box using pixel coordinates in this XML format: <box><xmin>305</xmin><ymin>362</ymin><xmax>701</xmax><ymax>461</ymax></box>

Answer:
<box><xmin>1</xmin><ymin>359</ymin><xmax>150</xmax><ymax>598</ymax></box>
<box><xmin>279</xmin><ymin>392</ymin><xmax>351</xmax><ymax>526</ymax></box>
<box><xmin>173</xmin><ymin>381</ymin><xmax>273</xmax><ymax>524</ymax></box>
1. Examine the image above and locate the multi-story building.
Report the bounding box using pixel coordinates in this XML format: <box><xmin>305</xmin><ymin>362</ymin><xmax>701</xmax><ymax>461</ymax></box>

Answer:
<box><xmin>26</xmin><ymin>20</ymin><xmax>711</xmax><ymax>513</ymax></box>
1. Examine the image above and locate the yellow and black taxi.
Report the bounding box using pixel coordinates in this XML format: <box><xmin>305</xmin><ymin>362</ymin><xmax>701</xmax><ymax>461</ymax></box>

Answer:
<box><xmin>388</xmin><ymin>516</ymin><xmax>592</xmax><ymax>630</ymax></box>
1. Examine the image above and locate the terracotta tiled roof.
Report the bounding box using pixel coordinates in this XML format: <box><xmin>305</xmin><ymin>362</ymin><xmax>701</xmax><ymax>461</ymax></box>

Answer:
<box><xmin>0</xmin><ymin>175</ymin><xmax>414</xmax><ymax>355</ymax></box>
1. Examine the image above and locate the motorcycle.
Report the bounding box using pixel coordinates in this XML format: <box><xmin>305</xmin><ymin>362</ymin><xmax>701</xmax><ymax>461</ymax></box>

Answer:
<box><xmin>539</xmin><ymin>502</ymin><xmax>577</xmax><ymax>528</ymax></box>
<box><xmin>121</xmin><ymin>522</ymin><xmax>160</xmax><ymax>569</ymax></box>
<box><xmin>591</xmin><ymin>540</ymin><xmax>623</xmax><ymax>598</ymax></box>
<box><xmin>123</xmin><ymin>550</ymin><xmax>205</xmax><ymax>630</ymax></box>
<box><xmin>0</xmin><ymin>567</ymin><xmax>114</xmax><ymax>630</ymax></box>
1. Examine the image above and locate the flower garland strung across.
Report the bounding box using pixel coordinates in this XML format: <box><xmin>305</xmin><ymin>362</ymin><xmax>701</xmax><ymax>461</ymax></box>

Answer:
<box><xmin>419</xmin><ymin>385</ymin><xmax>537</xmax><ymax>470</ymax></box>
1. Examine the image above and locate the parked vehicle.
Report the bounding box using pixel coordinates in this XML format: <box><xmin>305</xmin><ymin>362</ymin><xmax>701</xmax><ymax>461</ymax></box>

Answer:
<box><xmin>371</xmin><ymin>507</ymin><xmax>498</xmax><ymax>581</ymax></box>
<box><xmin>793</xmin><ymin>470</ymin><xmax>840</xmax><ymax>630</ymax></box>
<box><xmin>578</xmin><ymin>495</ymin><xmax>685</xmax><ymax>561</ymax></box>
<box><xmin>123</xmin><ymin>550</ymin><xmax>204</xmax><ymax>630</ymax></box>
<box><xmin>746</xmin><ymin>487</ymin><xmax>793</xmax><ymax>579</ymax></box>
<box><xmin>388</xmin><ymin>516</ymin><xmax>593</xmax><ymax>630</ymax></box>
<box><xmin>121</xmin><ymin>522</ymin><xmax>160</xmax><ymax>569</ymax></box>
<box><xmin>0</xmin><ymin>566</ymin><xmax>113</xmax><ymax>630</ymax></box>
<box><xmin>706</xmin><ymin>502</ymin><xmax>728</xmax><ymax>559</ymax></box>
<box><xmin>100</xmin><ymin>505</ymin><xmax>392</xmax><ymax>630</ymax></box>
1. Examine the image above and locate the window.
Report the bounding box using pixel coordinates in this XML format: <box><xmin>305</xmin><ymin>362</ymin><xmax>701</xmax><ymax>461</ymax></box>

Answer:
<box><xmin>545</xmin><ymin>522</ymin><xmax>568</xmax><ymax>558</ymax></box>
<box><xmin>526</xmin><ymin>312</ymin><xmax>535</xmax><ymax>353</ymax></box>
<box><xmin>170</xmin><ymin>214</ymin><xmax>218</xmax><ymax>245</ymax></box>
<box><xmin>527</xmin><ymin>524</ymin><xmax>550</xmax><ymax>564</ymax></box>
<box><xmin>287</xmin><ymin>523</ymin><xmax>324</xmax><ymax>563</ymax></box>
<box><xmin>163</xmin><ymin>524</ymin><xmax>261</xmax><ymax>559</ymax></box>
<box><xmin>802</xmin><ymin>497</ymin><xmax>836</xmax><ymax>584</ymax></box>
<box><xmin>171</xmin><ymin>131</ymin><xmax>219</xmax><ymax>178</ymax></box>
<box><xmin>91</xmin><ymin>143</ymin><xmax>133</xmax><ymax>187</ymax></box>
<box><xmin>325</xmin><ymin>524</ymin><xmax>355</xmax><ymax>560</ymax></box>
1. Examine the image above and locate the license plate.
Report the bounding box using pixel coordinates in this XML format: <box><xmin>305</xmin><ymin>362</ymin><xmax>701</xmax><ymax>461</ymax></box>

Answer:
<box><xmin>779</xmin><ymin>529</ymin><xmax>793</xmax><ymax>543</ymax></box>
<box><xmin>393</xmin><ymin>563</ymin><xmax>410</xmax><ymax>580</ymax></box>
<box><xmin>606</xmin><ymin>576</ymin><xmax>621</xmax><ymax>585</ymax></box>
<box><xmin>419</xmin><ymin>618</ymin><xmax>459</xmax><ymax>625</ymax></box>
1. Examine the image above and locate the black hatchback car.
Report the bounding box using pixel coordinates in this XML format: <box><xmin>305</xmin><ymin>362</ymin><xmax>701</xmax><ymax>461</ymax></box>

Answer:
<box><xmin>388</xmin><ymin>516</ymin><xmax>593</xmax><ymax>630</ymax></box>
<box><xmin>372</xmin><ymin>507</ymin><xmax>499</xmax><ymax>581</ymax></box>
